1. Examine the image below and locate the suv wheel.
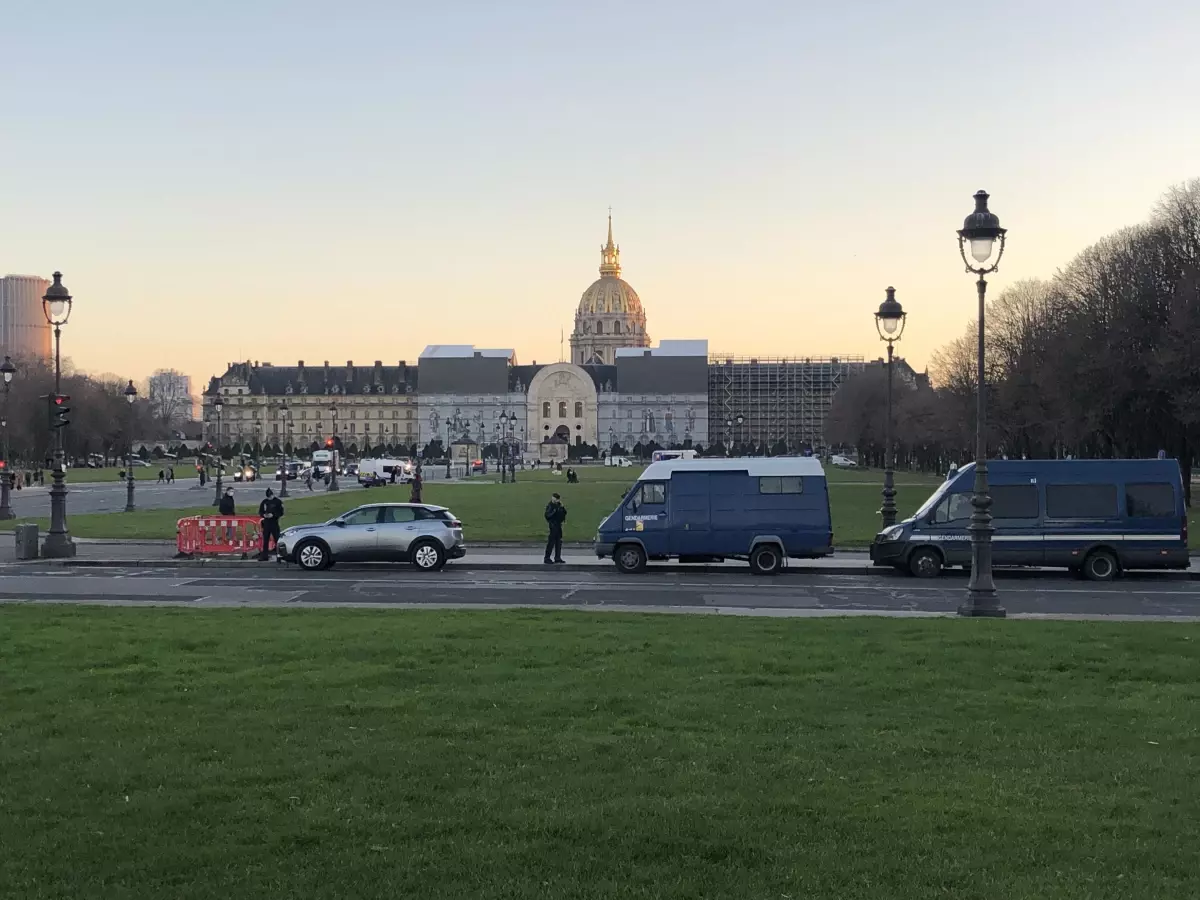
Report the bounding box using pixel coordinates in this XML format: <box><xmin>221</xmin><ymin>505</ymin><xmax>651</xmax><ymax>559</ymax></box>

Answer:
<box><xmin>411</xmin><ymin>541</ymin><xmax>446</xmax><ymax>571</ymax></box>
<box><xmin>614</xmin><ymin>543</ymin><xmax>647</xmax><ymax>574</ymax></box>
<box><xmin>295</xmin><ymin>539</ymin><xmax>329</xmax><ymax>571</ymax></box>
<box><xmin>749</xmin><ymin>544</ymin><xmax>783</xmax><ymax>576</ymax></box>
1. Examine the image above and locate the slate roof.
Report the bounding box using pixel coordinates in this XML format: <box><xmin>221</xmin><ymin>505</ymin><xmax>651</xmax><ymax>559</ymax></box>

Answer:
<box><xmin>205</xmin><ymin>361</ymin><xmax>418</xmax><ymax>397</ymax></box>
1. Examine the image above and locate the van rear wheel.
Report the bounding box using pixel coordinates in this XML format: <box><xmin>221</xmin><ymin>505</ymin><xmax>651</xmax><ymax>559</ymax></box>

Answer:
<box><xmin>908</xmin><ymin>547</ymin><xmax>943</xmax><ymax>578</ymax></box>
<box><xmin>614</xmin><ymin>543</ymin><xmax>647</xmax><ymax>574</ymax></box>
<box><xmin>749</xmin><ymin>544</ymin><xmax>783</xmax><ymax>576</ymax></box>
<box><xmin>1083</xmin><ymin>549</ymin><xmax>1118</xmax><ymax>582</ymax></box>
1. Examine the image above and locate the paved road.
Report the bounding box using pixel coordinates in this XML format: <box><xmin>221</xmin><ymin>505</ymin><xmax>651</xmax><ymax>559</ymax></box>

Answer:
<box><xmin>3</xmin><ymin>566</ymin><xmax>1199</xmax><ymax>619</ymax></box>
<box><xmin>4</xmin><ymin>477</ymin><xmax>365</xmax><ymax>516</ymax></box>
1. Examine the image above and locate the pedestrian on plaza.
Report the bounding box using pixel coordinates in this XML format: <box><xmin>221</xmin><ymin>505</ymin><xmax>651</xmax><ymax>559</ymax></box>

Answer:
<box><xmin>167</xmin><ymin>466</ymin><xmax>175</xmax><ymax>483</ymax></box>
<box><xmin>257</xmin><ymin>487</ymin><xmax>285</xmax><ymax>561</ymax></box>
<box><xmin>409</xmin><ymin>468</ymin><xmax>423</xmax><ymax>504</ymax></box>
<box><xmin>304</xmin><ymin>469</ymin><xmax>313</xmax><ymax>491</ymax></box>
<box><xmin>219</xmin><ymin>487</ymin><xmax>237</xmax><ymax>542</ymax></box>
<box><xmin>157</xmin><ymin>469</ymin><xmax>165</xmax><ymax>483</ymax></box>
<box><xmin>543</xmin><ymin>491</ymin><xmax>567</xmax><ymax>565</ymax></box>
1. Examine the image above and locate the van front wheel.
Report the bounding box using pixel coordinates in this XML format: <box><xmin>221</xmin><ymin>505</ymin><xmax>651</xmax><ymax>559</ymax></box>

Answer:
<box><xmin>614</xmin><ymin>543</ymin><xmax>647</xmax><ymax>574</ymax></box>
<box><xmin>908</xmin><ymin>547</ymin><xmax>943</xmax><ymax>578</ymax></box>
<box><xmin>749</xmin><ymin>544</ymin><xmax>783</xmax><ymax>576</ymax></box>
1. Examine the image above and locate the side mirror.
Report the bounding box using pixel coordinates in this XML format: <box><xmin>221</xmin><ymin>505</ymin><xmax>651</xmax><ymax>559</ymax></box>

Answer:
<box><xmin>333</xmin><ymin>519</ymin><xmax>346</xmax><ymax>528</ymax></box>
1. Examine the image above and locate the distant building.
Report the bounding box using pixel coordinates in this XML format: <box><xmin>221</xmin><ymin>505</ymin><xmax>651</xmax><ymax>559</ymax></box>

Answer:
<box><xmin>148</xmin><ymin>370</ymin><xmax>196</xmax><ymax>423</ymax></box>
<box><xmin>0</xmin><ymin>275</ymin><xmax>52</xmax><ymax>360</ymax></box>
<box><xmin>200</xmin><ymin>215</ymin><xmax>865</xmax><ymax>456</ymax></box>
<box><xmin>708</xmin><ymin>355</ymin><xmax>865</xmax><ymax>452</ymax></box>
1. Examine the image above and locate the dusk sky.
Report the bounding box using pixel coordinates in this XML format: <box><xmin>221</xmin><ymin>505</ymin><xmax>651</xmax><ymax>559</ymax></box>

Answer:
<box><xmin>2</xmin><ymin>0</ymin><xmax>1198</xmax><ymax>392</ymax></box>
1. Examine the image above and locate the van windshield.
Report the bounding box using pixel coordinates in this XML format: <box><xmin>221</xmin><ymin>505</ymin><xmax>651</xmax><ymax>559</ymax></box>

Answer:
<box><xmin>912</xmin><ymin>484</ymin><xmax>950</xmax><ymax>520</ymax></box>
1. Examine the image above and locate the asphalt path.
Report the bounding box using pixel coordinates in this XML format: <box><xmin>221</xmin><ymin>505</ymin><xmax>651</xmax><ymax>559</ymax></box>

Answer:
<box><xmin>3</xmin><ymin>566</ymin><xmax>1200</xmax><ymax>619</ymax></box>
<box><xmin>3</xmin><ymin>477</ymin><xmax>364</xmax><ymax>516</ymax></box>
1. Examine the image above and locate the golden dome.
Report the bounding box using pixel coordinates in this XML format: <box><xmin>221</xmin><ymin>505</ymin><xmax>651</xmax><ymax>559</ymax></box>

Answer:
<box><xmin>578</xmin><ymin>275</ymin><xmax>645</xmax><ymax>317</ymax></box>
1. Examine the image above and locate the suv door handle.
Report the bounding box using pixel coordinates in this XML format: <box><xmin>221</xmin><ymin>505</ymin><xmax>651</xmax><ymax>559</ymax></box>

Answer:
<box><xmin>366</xmin><ymin>527</ymin><xmax>376</xmax><ymax>532</ymax></box>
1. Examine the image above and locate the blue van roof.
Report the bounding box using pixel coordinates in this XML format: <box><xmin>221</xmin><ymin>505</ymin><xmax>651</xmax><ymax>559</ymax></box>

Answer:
<box><xmin>951</xmin><ymin>459</ymin><xmax>1182</xmax><ymax>484</ymax></box>
<box><xmin>639</xmin><ymin>457</ymin><xmax>826</xmax><ymax>481</ymax></box>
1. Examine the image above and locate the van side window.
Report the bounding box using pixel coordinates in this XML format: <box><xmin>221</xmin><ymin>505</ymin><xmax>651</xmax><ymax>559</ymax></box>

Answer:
<box><xmin>1126</xmin><ymin>483</ymin><xmax>1175</xmax><ymax>517</ymax></box>
<box><xmin>933</xmin><ymin>493</ymin><xmax>972</xmax><ymax>524</ymax></box>
<box><xmin>759</xmin><ymin>476</ymin><xmax>803</xmax><ymax>494</ymax></box>
<box><xmin>991</xmin><ymin>485</ymin><xmax>1039</xmax><ymax>519</ymax></box>
<box><xmin>1046</xmin><ymin>484</ymin><xmax>1118</xmax><ymax>518</ymax></box>
<box><xmin>629</xmin><ymin>482</ymin><xmax>666</xmax><ymax>511</ymax></box>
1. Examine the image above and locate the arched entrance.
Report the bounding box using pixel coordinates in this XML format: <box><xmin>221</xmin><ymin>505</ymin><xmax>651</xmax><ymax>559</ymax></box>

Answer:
<box><xmin>553</xmin><ymin>425</ymin><xmax>570</xmax><ymax>442</ymax></box>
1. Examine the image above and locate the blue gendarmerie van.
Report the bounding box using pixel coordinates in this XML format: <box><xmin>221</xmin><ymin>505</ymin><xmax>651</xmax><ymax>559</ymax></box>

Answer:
<box><xmin>869</xmin><ymin>459</ymin><xmax>1189</xmax><ymax>581</ymax></box>
<box><xmin>594</xmin><ymin>458</ymin><xmax>833</xmax><ymax>575</ymax></box>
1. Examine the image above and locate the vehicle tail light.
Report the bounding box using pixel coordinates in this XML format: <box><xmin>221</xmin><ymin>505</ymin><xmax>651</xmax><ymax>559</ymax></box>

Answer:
<box><xmin>449</xmin><ymin>519</ymin><xmax>462</xmax><ymax>529</ymax></box>
<box><xmin>1183</xmin><ymin>514</ymin><xmax>1188</xmax><ymax>544</ymax></box>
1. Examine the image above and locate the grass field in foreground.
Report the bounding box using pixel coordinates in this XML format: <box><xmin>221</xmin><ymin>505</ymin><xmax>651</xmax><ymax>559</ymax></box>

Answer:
<box><xmin>1</xmin><ymin>607</ymin><xmax>1197</xmax><ymax>899</ymax></box>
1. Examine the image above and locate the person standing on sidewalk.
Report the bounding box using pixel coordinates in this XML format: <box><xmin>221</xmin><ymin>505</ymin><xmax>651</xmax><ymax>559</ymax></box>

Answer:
<box><xmin>257</xmin><ymin>487</ymin><xmax>285</xmax><ymax>561</ymax></box>
<box><xmin>219</xmin><ymin>487</ymin><xmax>236</xmax><ymax>542</ymax></box>
<box><xmin>543</xmin><ymin>492</ymin><xmax>567</xmax><ymax>564</ymax></box>
<box><xmin>410</xmin><ymin>468</ymin><xmax>423</xmax><ymax>504</ymax></box>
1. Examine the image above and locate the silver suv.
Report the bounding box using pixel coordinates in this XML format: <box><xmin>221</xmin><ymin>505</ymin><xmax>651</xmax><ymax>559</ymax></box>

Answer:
<box><xmin>277</xmin><ymin>503</ymin><xmax>466</xmax><ymax>571</ymax></box>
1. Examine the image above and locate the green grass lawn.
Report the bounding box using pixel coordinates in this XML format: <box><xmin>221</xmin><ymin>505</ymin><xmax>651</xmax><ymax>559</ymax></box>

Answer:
<box><xmin>65</xmin><ymin>465</ymin><xmax>213</xmax><ymax>483</ymax></box>
<box><xmin>1</xmin><ymin>607</ymin><xmax>1197</xmax><ymax>899</ymax></box>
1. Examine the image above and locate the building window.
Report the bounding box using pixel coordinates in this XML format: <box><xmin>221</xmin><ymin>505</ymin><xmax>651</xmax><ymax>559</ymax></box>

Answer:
<box><xmin>350</xmin><ymin>410</ymin><xmax>356</xmax><ymax>419</ymax></box>
<box><xmin>406</xmin><ymin>409</ymin><xmax>412</xmax><ymax>419</ymax></box>
<box><xmin>614</xmin><ymin>321</ymin><xmax>622</xmax><ymax>334</ymax></box>
<box><xmin>406</xmin><ymin>423</ymin><xmax>413</xmax><ymax>435</ymax></box>
<box><xmin>574</xmin><ymin>401</ymin><xmax>583</xmax><ymax>418</ymax></box>
<box><xmin>542</xmin><ymin>402</ymin><xmax>551</xmax><ymax>418</ymax></box>
<box><xmin>596</xmin><ymin>321</ymin><xmax>604</xmax><ymax>335</ymax></box>
<box><xmin>558</xmin><ymin>401</ymin><xmax>567</xmax><ymax>418</ymax></box>
<box><xmin>349</xmin><ymin>424</ymin><xmax>356</xmax><ymax>434</ymax></box>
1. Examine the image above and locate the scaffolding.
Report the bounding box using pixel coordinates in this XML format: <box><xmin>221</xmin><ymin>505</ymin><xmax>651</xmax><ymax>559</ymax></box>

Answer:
<box><xmin>707</xmin><ymin>354</ymin><xmax>865</xmax><ymax>451</ymax></box>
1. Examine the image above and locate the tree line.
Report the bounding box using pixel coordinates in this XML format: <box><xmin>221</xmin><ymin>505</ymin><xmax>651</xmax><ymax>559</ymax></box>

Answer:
<box><xmin>827</xmin><ymin>178</ymin><xmax>1200</xmax><ymax>503</ymax></box>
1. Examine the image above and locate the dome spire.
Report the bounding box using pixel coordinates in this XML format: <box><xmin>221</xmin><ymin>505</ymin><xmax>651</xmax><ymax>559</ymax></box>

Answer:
<box><xmin>599</xmin><ymin>208</ymin><xmax>621</xmax><ymax>277</ymax></box>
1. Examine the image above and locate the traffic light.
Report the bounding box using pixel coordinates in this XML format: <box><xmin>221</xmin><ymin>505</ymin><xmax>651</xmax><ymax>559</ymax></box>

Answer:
<box><xmin>325</xmin><ymin>437</ymin><xmax>334</xmax><ymax>448</ymax></box>
<box><xmin>47</xmin><ymin>393</ymin><xmax>71</xmax><ymax>429</ymax></box>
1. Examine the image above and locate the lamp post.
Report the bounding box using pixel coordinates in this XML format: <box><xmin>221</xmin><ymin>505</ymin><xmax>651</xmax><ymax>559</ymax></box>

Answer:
<box><xmin>498</xmin><ymin>413</ymin><xmax>508</xmax><ymax>483</ymax></box>
<box><xmin>875</xmin><ymin>287</ymin><xmax>907</xmax><ymax>528</ymax></box>
<box><xmin>445</xmin><ymin>420</ymin><xmax>452</xmax><ymax>479</ymax></box>
<box><xmin>123</xmin><ymin>380</ymin><xmax>138</xmax><ymax>512</ymax></box>
<box><xmin>278</xmin><ymin>399</ymin><xmax>290</xmax><ymax>498</ymax></box>
<box><xmin>41</xmin><ymin>272</ymin><xmax>75</xmax><ymax>558</ymax></box>
<box><xmin>327</xmin><ymin>404</ymin><xmax>340</xmax><ymax>491</ymax></box>
<box><xmin>212</xmin><ymin>397</ymin><xmax>224</xmax><ymax>506</ymax></box>
<box><xmin>0</xmin><ymin>355</ymin><xmax>15</xmax><ymax>520</ymax></box>
<box><xmin>957</xmin><ymin>189</ymin><xmax>1008</xmax><ymax>618</ymax></box>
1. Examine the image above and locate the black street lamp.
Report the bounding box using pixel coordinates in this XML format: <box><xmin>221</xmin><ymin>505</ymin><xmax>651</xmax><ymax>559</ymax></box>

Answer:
<box><xmin>278</xmin><ymin>399</ymin><xmax>290</xmax><ymax>498</ymax></box>
<box><xmin>0</xmin><ymin>355</ymin><xmax>15</xmax><ymax>520</ymax></box>
<box><xmin>212</xmin><ymin>396</ymin><xmax>224</xmax><ymax>505</ymax></box>
<box><xmin>957</xmin><ymin>189</ymin><xmax>1008</xmax><ymax>618</ymax></box>
<box><xmin>327</xmin><ymin>404</ymin><xmax>340</xmax><ymax>491</ymax></box>
<box><xmin>124</xmin><ymin>380</ymin><xmax>138</xmax><ymax>512</ymax></box>
<box><xmin>41</xmin><ymin>273</ymin><xmax>75</xmax><ymax>558</ymax></box>
<box><xmin>875</xmin><ymin>286</ymin><xmax>907</xmax><ymax>528</ymax></box>
<box><xmin>499</xmin><ymin>413</ymin><xmax>509</xmax><ymax>483</ymax></box>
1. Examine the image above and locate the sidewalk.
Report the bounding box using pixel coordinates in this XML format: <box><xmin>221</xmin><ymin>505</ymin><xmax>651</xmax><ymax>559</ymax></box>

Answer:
<box><xmin>2</xmin><ymin>538</ymin><xmax>1198</xmax><ymax>578</ymax></box>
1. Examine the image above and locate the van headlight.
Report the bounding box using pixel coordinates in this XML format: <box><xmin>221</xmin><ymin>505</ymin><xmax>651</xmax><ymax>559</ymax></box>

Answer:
<box><xmin>880</xmin><ymin>525</ymin><xmax>905</xmax><ymax>542</ymax></box>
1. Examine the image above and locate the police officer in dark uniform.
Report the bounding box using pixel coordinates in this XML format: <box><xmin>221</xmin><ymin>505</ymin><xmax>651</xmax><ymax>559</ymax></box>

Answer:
<box><xmin>257</xmin><ymin>487</ymin><xmax>285</xmax><ymax>560</ymax></box>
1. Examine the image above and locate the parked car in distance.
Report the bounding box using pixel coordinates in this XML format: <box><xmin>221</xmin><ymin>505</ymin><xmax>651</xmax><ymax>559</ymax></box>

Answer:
<box><xmin>605</xmin><ymin>455</ymin><xmax>634</xmax><ymax>468</ymax></box>
<box><xmin>358</xmin><ymin>458</ymin><xmax>413</xmax><ymax>484</ymax></box>
<box><xmin>595</xmin><ymin>457</ymin><xmax>833</xmax><ymax>575</ymax></box>
<box><xmin>276</xmin><ymin>503</ymin><xmax>466</xmax><ymax>571</ymax></box>
<box><xmin>358</xmin><ymin>472</ymin><xmax>388</xmax><ymax>487</ymax></box>
<box><xmin>870</xmin><ymin>458</ymin><xmax>1189</xmax><ymax>581</ymax></box>
<box><xmin>829</xmin><ymin>454</ymin><xmax>857</xmax><ymax>468</ymax></box>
